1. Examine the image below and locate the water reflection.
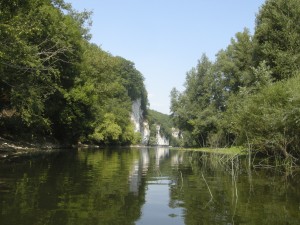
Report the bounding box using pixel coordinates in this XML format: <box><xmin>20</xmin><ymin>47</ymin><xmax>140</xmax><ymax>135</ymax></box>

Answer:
<box><xmin>0</xmin><ymin>148</ymin><xmax>300</xmax><ymax>225</ymax></box>
<box><xmin>155</xmin><ymin>147</ymin><xmax>169</xmax><ymax>167</ymax></box>
<box><xmin>135</xmin><ymin>147</ymin><xmax>184</xmax><ymax>225</ymax></box>
<box><xmin>129</xmin><ymin>148</ymin><xmax>149</xmax><ymax>195</ymax></box>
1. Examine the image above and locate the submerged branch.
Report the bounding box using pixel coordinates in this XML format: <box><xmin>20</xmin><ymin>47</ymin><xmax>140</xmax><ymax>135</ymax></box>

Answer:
<box><xmin>201</xmin><ymin>172</ymin><xmax>213</xmax><ymax>200</ymax></box>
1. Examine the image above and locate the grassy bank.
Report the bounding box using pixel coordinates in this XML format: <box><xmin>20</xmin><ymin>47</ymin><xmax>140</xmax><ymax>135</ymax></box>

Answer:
<box><xmin>171</xmin><ymin>146</ymin><xmax>247</xmax><ymax>155</ymax></box>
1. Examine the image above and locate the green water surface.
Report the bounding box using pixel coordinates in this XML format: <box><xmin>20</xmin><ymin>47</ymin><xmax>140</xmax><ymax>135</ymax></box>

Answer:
<box><xmin>0</xmin><ymin>147</ymin><xmax>299</xmax><ymax>225</ymax></box>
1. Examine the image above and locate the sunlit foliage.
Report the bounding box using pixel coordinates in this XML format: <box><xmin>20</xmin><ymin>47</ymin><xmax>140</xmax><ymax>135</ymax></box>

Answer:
<box><xmin>0</xmin><ymin>0</ymin><xmax>148</xmax><ymax>145</ymax></box>
<box><xmin>170</xmin><ymin>0</ymin><xmax>300</xmax><ymax>158</ymax></box>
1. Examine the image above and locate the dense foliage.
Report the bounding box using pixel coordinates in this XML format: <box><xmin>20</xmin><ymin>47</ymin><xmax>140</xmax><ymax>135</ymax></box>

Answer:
<box><xmin>0</xmin><ymin>0</ymin><xmax>148</xmax><ymax>145</ymax></box>
<box><xmin>170</xmin><ymin>0</ymin><xmax>300</xmax><ymax>158</ymax></box>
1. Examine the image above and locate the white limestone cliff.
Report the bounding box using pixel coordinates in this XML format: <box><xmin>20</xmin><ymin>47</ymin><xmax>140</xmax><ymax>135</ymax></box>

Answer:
<box><xmin>171</xmin><ymin>127</ymin><xmax>182</xmax><ymax>139</ymax></box>
<box><xmin>130</xmin><ymin>98</ymin><xmax>150</xmax><ymax>145</ymax></box>
<box><xmin>155</xmin><ymin>125</ymin><xmax>169</xmax><ymax>146</ymax></box>
<box><xmin>130</xmin><ymin>98</ymin><xmax>171</xmax><ymax>146</ymax></box>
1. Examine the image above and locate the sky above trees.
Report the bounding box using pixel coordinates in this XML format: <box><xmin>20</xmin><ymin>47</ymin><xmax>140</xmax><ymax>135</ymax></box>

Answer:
<box><xmin>65</xmin><ymin>0</ymin><xmax>265</xmax><ymax>114</ymax></box>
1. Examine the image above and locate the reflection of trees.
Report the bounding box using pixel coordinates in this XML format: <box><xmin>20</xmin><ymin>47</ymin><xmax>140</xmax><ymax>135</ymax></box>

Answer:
<box><xmin>1</xmin><ymin>149</ymin><xmax>300</xmax><ymax>225</ymax></box>
<box><xmin>169</xmin><ymin>151</ymin><xmax>300</xmax><ymax>225</ymax></box>
<box><xmin>0</xmin><ymin>149</ymin><xmax>147</xmax><ymax>225</ymax></box>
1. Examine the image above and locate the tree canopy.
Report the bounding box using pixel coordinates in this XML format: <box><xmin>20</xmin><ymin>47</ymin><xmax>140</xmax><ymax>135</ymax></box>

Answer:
<box><xmin>170</xmin><ymin>0</ymin><xmax>300</xmax><ymax>158</ymax></box>
<box><xmin>0</xmin><ymin>0</ymin><xmax>148</xmax><ymax>146</ymax></box>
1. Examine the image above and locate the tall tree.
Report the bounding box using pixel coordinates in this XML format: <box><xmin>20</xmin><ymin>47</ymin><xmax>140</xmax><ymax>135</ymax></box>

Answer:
<box><xmin>0</xmin><ymin>0</ymin><xmax>148</xmax><ymax>146</ymax></box>
<box><xmin>0</xmin><ymin>0</ymin><xmax>85</xmax><ymax>133</ymax></box>
<box><xmin>254</xmin><ymin>0</ymin><xmax>300</xmax><ymax>80</ymax></box>
<box><xmin>215</xmin><ymin>28</ymin><xmax>254</xmax><ymax>94</ymax></box>
<box><xmin>170</xmin><ymin>54</ymin><xmax>222</xmax><ymax>147</ymax></box>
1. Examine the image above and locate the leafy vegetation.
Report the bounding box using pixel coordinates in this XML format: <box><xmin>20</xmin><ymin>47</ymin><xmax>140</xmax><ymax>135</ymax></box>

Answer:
<box><xmin>170</xmin><ymin>0</ymin><xmax>300</xmax><ymax>159</ymax></box>
<box><xmin>0</xmin><ymin>0</ymin><xmax>148</xmax><ymax>146</ymax></box>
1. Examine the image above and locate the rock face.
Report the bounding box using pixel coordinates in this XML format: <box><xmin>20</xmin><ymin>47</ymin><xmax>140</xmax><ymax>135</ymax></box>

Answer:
<box><xmin>156</xmin><ymin>125</ymin><xmax>169</xmax><ymax>146</ymax></box>
<box><xmin>130</xmin><ymin>98</ymin><xmax>150</xmax><ymax>145</ymax></box>
<box><xmin>171</xmin><ymin>127</ymin><xmax>181</xmax><ymax>139</ymax></box>
<box><xmin>141</xmin><ymin>121</ymin><xmax>150</xmax><ymax>144</ymax></box>
<box><xmin>130</xmin><ymin>99</ymin><xmax>171</xmax><ymax>146</ymax></box>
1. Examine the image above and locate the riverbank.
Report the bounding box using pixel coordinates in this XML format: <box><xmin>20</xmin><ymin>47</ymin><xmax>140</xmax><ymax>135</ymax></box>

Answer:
<box><xmin>0</xmin><ymin>136</ymin><xmax>68</xmax><ymax>160</ymax></box>
<box><xmin>0</xmin><ymin>136</ymin><xmax>64</xmax><ymax>150</ymax></box>
<box><xmin>0</xmin><ymin>136</ymin><xmax>133</xmax><ymax>161</ymax></box>
<box><xmin>172</xmin><ymin>146</ymin><xmax>247</xmax><ymax>155</ymax></box>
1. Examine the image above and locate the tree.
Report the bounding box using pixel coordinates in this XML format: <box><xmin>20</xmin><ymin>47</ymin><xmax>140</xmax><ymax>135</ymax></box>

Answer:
<box><xmin>114</xmin><ymin>57</ymin><xmax>148</xmax><ymax>115</ymax></box>
<box><xmin>254</xmin><ymin>0</ymin><xmax>300</xmax><ymax>80</ymax></box>
<box><xmin>170</xmin><ymin>54</ymin><xmax>223</xmax><ymax>147</ymax></box>
<box><xmin>0</xmin><ymin>0</ymin><xmax>85</xmax><ymax>134</ymax></box>
<box><xmin>0</xmin><ymin>0</ymin><xmax>148</xmax><ymax>146</ymax></box>
<box><xmin>230</xmin><ymin>74</ymin><xmax>300</xmax><ymax>158</ymax></box>
<box><xmin>215</xmin><ymin>28</ymin><xmax>254</xmax><ymax>94</ymax></box>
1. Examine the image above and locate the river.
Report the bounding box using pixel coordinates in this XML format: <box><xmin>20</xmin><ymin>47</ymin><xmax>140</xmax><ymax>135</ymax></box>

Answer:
<box><xmin>0</xmin><ymin>147</ymin><xmax>299</xmax><ymax>225</ymax></box>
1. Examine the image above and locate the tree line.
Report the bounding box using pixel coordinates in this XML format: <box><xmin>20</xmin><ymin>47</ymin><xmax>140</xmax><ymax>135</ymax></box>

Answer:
<box><xmin>170</xmin><ymin>0</ymin><xmax>300</xmax><ymax>158</ymax></box>
<box><xmin>0</xmin><ymin>0</ymin><xmax>148</xmax><ymax>145</ymax></box>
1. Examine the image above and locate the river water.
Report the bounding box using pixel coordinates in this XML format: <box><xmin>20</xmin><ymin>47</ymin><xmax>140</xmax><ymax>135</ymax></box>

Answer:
<box><xmin>0</xmin><ymin>147</ymin><xmax>299</xmax><ymax>225</ymax></box>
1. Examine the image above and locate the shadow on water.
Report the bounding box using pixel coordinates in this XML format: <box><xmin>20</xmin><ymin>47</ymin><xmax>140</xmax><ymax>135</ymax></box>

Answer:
<box><xmin>0</xmin><ymin>147</ymin><xmax>299</xmax><ymax>225</ymax></box>
<box><xmin>0</xmin><ymin>148</ymin><xmax>146</xmax><ymax>225</ymax></box>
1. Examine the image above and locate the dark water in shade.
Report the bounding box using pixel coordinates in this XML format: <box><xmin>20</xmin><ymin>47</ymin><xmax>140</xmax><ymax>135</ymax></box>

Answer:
<box><xmin>0</xmin><ymin>147</ymin><xmax>300</xmax><ymax>225</ymax></box>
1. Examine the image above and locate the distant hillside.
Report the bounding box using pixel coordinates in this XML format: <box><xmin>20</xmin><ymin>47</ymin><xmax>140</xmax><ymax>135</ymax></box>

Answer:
<box><xmin>147</xmin><ymin>109</ymin><xmax>180</xmax><ymax>146</ymax></box>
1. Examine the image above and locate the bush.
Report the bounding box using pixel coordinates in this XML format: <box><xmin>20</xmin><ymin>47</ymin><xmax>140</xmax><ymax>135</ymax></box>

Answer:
<box><xmin>231</xmin><ymin>74</ymin><xmax>300</xmax><ymax>157</ymax></box>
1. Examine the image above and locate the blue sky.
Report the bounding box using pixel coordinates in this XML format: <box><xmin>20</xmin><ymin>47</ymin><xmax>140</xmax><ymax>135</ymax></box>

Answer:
<box><xmin>65</xmin><ymin>0</ymin><xmax>265</xmax><ymax>114</ymax></box>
